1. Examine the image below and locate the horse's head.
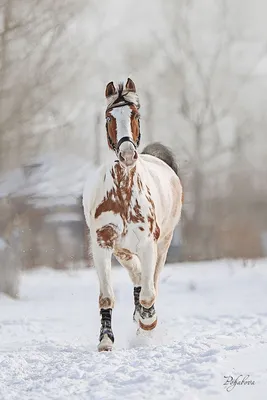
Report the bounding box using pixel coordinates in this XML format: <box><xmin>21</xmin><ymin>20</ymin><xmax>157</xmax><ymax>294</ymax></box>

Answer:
<box><xmin>105</xmin><ymin>78</ymin><xmax>140</xmax><ymax>168</ymax></box>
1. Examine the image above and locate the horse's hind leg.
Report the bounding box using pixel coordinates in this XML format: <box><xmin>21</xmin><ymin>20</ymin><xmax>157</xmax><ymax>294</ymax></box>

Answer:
<box><xmin>114</xmin><ymin>250</ymin><xmax>142</xmax><ymax>323</ymax></box>
<box><xmin>92</xmin><ymin>244</ymin><xmax>115</xmax><ymax>352</ymax></box>
<box><xmin>154</xmin><ymin>233</ymin><xmax>173</xmax><ymax>295</ymax></box>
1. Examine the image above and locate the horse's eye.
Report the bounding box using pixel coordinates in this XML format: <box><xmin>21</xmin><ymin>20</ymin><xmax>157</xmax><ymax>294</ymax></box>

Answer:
<box><xmin>106</xmin><ymin>116</ymin><xmax>111</xmax><ymax>123</ymax></box>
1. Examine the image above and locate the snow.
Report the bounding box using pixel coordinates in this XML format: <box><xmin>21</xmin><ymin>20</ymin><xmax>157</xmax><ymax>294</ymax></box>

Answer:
<box><xmin>0</xmin><ymin>259</ymin><xmax>267</xmax><ymax>400</ymax></box>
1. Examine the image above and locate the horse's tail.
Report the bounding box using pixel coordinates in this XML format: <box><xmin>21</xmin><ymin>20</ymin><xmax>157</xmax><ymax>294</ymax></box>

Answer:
<box><xmin>141</xmin><ymin>142</ymin><xmax>179</xmax><ymax>176</ymax></box>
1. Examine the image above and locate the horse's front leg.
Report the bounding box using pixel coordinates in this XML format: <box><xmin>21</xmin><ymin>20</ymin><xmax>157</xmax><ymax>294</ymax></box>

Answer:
<box><xmin>138</xmin><ymin>241</ymin><xmax>158</xmax><ymax>330</ymax></box>
<box><xmin>92</xmin><ymin>244</ymin><xmax>115</xmax><ymax>352</ymax></box>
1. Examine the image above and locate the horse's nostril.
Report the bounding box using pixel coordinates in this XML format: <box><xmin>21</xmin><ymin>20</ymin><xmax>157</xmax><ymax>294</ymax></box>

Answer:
<box><xmin>119</xmin><ymin>150</ymin><xmax>137</xmax><ymax>165</ymax></box>
<box><xmin>119</xmin><ymin>153</ymin><xmax>125</xmax><ymax>162</ymax></box>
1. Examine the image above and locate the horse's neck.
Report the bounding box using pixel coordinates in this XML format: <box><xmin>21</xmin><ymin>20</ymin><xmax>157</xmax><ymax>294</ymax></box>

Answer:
<box><xmin>108</xmin><ymin>160</ymin><xmax>143</xmax><ymax>186</ymax></box>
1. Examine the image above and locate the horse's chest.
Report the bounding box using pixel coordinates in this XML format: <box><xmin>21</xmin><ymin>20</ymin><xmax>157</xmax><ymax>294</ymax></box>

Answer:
<box><xmin>116</xmin><ymin>200</ymin><xmax>151</xmax><ymax>250</ymax></box>
<box><xmin>113</xmin><ymin>192</ymin><xmax>152</xmax><ymax>233</ymax></box>
<box><xmin>94</xmin><ymin>172</ymin><xmax>160</xmax><ymax>250</ymax></box>
<box><xmin>120</xmin><ymin>191</ymin><xmax>160</xmax><ymax>243</ymax></box>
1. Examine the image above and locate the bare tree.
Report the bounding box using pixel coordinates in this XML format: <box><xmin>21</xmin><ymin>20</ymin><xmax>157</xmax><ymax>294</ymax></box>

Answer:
<box><xmin>0</xmin><ymin>0</ymin><xmax>97</xmax><ymax>172</ymax></box>
<box><xmin>153</xmin><ymin>0</ymin><xmax>267</xmax><ymax>259</ymax></box>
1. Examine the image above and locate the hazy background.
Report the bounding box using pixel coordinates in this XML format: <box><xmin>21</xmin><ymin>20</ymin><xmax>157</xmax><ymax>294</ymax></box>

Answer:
<box><xmin>0</xmin><ymin>0</ymin><xmax>267</xmax><ymax>289</ymax></box>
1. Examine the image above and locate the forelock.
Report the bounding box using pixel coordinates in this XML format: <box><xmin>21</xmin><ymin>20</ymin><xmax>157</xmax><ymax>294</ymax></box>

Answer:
<box><xmin>106</xmin><ymin>81</ymin><xmax>140</xmax><ymax>110</ymax></box>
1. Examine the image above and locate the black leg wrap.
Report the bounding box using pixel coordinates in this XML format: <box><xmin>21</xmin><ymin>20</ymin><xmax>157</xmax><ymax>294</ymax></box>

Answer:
<box><xmin>99</xmin><ymin>308</ymin><xmax>114</xmax><ymax>343</ymax></box>
<box><xmin>140</xmin><ymin>304</ymin><xmax>156</xmax><ymax>319</ymax></box>
<box><xmin>133</xmin><ymin>286</ymin><xmax>141</xmax><ymax>321</ymax></box>
<box><xmin>134</xmin><ymin>286</ymin><xmax>141</xmax><ymax>306</ymax></box>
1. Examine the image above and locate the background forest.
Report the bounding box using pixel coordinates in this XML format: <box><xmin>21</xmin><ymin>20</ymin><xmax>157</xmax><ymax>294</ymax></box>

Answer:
<box><xmin>0</xmin><ymin>0</ymin><xmax>266</xmax><ymax>278</ymax></box>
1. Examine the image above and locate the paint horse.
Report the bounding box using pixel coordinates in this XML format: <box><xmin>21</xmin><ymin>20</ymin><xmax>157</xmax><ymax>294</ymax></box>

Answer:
<box><xmin>83</xmin><ymin>78</ymin><xmax>183</xmax><ymax>351</ymax></box>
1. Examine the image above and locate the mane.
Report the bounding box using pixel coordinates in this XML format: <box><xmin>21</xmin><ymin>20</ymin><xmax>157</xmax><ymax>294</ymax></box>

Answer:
<box><xmin>106</xmin><ymin>81</ymin><xmax>140</xmax><ymax>110</ymax></box>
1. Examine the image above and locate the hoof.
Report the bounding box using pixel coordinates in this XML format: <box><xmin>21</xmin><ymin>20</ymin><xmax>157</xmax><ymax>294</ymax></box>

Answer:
<box><xmin>138</xmin><ymin>303</ymin><xmax>157</xmax><ymax>331</ymax></box>
<box><xmin>139</xmin><ymin>318</ymin><xmax>157</xmax><ymax>331</ymax></box>
<box><xmin>98</xmin><ymin>334</ymin><xmax>113</xmax><ymax>352</ymax></box>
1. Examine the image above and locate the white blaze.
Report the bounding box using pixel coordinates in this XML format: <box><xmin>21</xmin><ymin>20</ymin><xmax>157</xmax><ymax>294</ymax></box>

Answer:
<box><xmin>110</xmin><ymin>106</ymin><xmax>133</xmax><ymax>145</ymax></box>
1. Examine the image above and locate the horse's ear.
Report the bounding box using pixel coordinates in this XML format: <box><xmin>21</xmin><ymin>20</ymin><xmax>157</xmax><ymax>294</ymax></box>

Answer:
<box><xmin>105</xmin><ymin>82</ymin><xmax>116</xmax><ymax>98</ymax></box>
<box><xmin>125</xmin><ymin>78</ymin><xmax>136</xmax><ymax>92</ymax></box>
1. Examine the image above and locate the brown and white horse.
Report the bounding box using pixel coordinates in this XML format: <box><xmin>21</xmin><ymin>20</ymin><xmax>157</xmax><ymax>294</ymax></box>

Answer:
<box><xmin>82</xmin><ymin>78</ymin><xmax>183</xmax><ymax>351</ymax></box>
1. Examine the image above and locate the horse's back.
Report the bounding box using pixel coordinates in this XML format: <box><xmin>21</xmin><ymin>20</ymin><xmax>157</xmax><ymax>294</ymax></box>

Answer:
<box><xmin>139</xmin><ymin>153</ymin><xmax>183</xmax><ymax>236</ymax></box>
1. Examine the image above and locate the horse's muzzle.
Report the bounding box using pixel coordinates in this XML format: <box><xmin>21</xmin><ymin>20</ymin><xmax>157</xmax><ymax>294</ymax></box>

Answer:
<box><xmin>118</xmin><ymin>148</ymin><xmax>138</xmax><ymax>166</ymax></box>
<box><xmin>117</xmin><ymin>138</ymin><xmax>138</xmax><ymax>167</ymax></box>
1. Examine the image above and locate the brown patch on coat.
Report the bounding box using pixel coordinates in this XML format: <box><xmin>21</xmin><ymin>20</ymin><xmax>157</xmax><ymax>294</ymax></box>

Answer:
<box><xmin>145</xmin><ymin>185</ymin><xmax>159</xmax><ymax>240</ymax></box>
<box><xmin>99</xmin><ymin>295</ymin><xmax>114</xmax><ymax>309</ymax></box>
<box><xmin>130</xmin><ymin>199</ymin><xmax>145</xmax><ymax>223</ymax></box>
<box><xmin>105</xmin><ymin>112</ymin><xmax>117</xmax><ymax>150</ymax></box>
<box><xmin>137</xmin><ymin>175</ymin><xmax>143</xmax><ymax>193</ymax></box>
<box><xmin>146</xmin><ymin>185</ymin><xmax>151</xmax><ymax>196</ymax></box>
<box><xmin>153</xmin><ymin>223</ymin><xmax>160</xmax><ymax>241</ymax></box>
<box><xmin>130</xmin><ymin>105</ymin><xmax>140</xmax><ymax>143</ymax></box>
<box><xmin>114</xmin><ymin>248</ymin><xmax>133</xmax><ymax>262</ymax></box>
<box><xmin>95</xmin><ymin>164</ymin><xmax>145</xmax><ymax>236</ymax></box>
<box><xmin>96</xmin><ymin>223</ymin><xmax>118</xmax><ymax>249</ymax></box>
<box><xmin>147</xmin><ymin>215</ymin><xmax>154</xmax><ymax>233</ymax></box>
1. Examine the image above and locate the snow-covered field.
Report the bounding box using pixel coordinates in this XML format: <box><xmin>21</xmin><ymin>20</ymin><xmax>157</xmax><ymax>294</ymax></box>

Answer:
<box><xmin>0</xmin><ymin>260</ymin><xmax>267</xmax><ymax>400</ymax></box>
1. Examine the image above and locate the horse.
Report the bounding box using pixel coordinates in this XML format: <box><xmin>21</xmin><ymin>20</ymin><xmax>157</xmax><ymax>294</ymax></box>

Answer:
<box><xmin>82</xmin><ymin>78</ymin><xmax>183</xmax><ymax>351</ymax></box>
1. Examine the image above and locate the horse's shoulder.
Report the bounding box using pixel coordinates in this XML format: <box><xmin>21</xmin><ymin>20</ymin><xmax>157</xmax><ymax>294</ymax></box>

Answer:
<box><xmin>83</xmin><ymin>164</ymin><xmax>110</xmax><ymax>214</ymax></box>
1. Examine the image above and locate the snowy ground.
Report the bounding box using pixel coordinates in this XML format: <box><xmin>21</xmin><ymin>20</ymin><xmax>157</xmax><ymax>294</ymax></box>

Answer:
<box><xmin>0</xmin><ymin>260</ymin><xmax>267</xmax><ymax>400</ymax></box>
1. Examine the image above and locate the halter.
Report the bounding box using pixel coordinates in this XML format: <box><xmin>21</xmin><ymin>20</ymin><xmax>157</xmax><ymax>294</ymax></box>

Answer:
<box><xmin>106</xmin><ymin>97</ymin><xmax>141</xmax><ymax>154</ymax></box>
